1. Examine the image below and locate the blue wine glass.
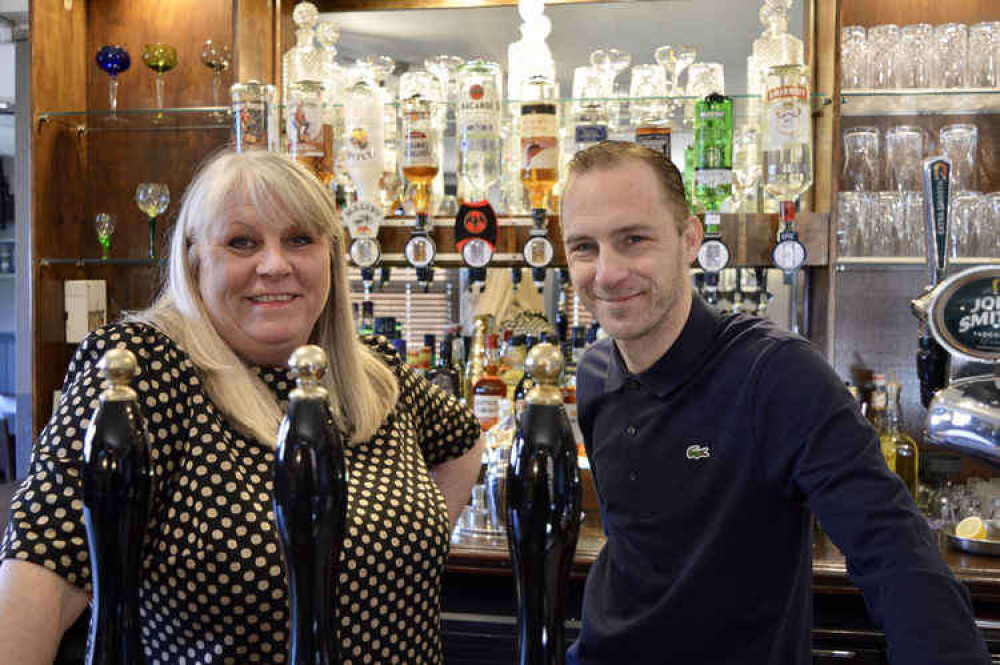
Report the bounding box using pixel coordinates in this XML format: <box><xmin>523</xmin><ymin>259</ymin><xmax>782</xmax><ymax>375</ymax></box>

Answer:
<box><xmin>96</xmin><ymin>45</ymin><xmax>131</xmax><ymax>118</ymax></box>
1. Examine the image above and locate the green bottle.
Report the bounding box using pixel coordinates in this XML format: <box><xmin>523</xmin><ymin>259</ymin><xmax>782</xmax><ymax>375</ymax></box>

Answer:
<box><xmin>693</xmin><ymin>93</ymin><xmax>734</xmax><ymax>214</ymax></box>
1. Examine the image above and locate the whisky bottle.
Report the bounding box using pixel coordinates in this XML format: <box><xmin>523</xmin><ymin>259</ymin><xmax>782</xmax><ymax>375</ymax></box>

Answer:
<box><xmin>464</xmin><ymin>317</ymin><xmax>487</xmax><ymax>403</ymax></box>
<box><xmin>359</xmin><ymin>300</ymin><xmax>375</xmax><ymax>337</ymax></box>
<box><xmin>500</xmin><ymin>333</ymin><xmax>527</xmax><ymax>402</ymax></box>
<box><xmin>474</xmin><ymin>333</ymin><xmax>508</xmax><ymax>430</ymax></box>
<box><xmin>427</xmin><ymin>338</ymin><xmax>462</xmax><ymax>397</ymax></box>
<box><xmin>881</xmin><ymin>379</ymin><xmax>919</xmax><ymax>499</ymax></box>
<box><xmin>520</xmin><ymin>75</ymin><xmax>559</xmax><ymax>212</ymax></box>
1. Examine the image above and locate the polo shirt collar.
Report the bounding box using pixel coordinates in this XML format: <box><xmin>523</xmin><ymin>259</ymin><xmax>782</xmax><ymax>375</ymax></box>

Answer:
<box><xmin>603</xmin><ymin>295</ymin><xmax>723</xmax><ymax>397</ymax></box>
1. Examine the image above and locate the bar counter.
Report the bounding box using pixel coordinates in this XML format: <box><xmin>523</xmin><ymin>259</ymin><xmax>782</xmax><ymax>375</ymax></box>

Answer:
<box><xmin>442</xmin><ymin>521</ymin><xmax>1000</xmax><ymax>665</ymax></box>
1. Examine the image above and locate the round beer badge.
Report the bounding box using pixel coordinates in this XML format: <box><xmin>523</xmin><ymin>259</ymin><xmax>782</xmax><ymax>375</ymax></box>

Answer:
<box><xmin>349</xmin><ymin>237</ymin><xmax>381</xmax><ymax>268</ymax></box>
<box><xmin>405</xmin><ymin>234</ymin><xmax>436</xmax><ymax>268</ymax></box>
<box><xmin>522</xmin><ymin>236</ymin><xmax>554</xmax><ymax>269</ymax></box>
<box><xmin>697</xmin><ymin>238</ymin><xmax>730</xmax><ymax>273</ymax></box>
<box><xmin>461</xmin><ymin>238</ymin><xmax>494</xmax><ymax>268</ymax></box>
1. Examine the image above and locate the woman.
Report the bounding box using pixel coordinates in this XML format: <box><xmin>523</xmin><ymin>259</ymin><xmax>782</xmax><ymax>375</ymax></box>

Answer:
<box><xmin>0</xmin><ymin>150</ymin><xmax>484</xmax><ymax>664</ymax></box>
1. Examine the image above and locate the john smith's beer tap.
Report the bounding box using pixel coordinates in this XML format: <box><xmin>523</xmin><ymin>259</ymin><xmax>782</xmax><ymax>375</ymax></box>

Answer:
<box><xmin>273</xmin><ymin>345</ymin><xmax>349</xmax><ymax>664</ymax></box>
<box><xmin>506</xmin><ymin>343</ymin><xmax>582</xmax><ymax>665</ymax></box>
<box><xmin>82</xmin><ymin>348</ymin><xmax>152</xmax><ymax>665</ymax></box>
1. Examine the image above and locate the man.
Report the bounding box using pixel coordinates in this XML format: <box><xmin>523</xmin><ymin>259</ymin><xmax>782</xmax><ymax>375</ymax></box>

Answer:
<box><xmin>559</xmin><ymin>141</ymin><xmax>989</xmax><ymax>665</ymax></box>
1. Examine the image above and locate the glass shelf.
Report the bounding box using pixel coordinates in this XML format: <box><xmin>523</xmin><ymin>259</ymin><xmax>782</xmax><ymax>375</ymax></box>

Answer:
<box><xmin>38</xmin><ymin>94</ymin><xmax>833</xmax><ymax>132</ymax></box>
<box><xmin>841</xmin><ymin>89</ymin><xmax>1000</xmax><ymax>116</ymax></box>
<box><xmin>39</xmin><ymin>257</ymin><xmax>165</xmax><ymax>267</ymax></box>
<box><xmin>836</xmin><ymin>256</ymin><xmax>1000</xmax><ymax>268</ymax></box>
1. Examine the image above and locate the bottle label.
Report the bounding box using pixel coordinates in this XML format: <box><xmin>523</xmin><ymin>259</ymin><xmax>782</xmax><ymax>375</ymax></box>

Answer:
<box><xmin>521</xmin><ymin>107</ymin><xmax>559</xmax><ymax>170</ymax></box>
<box><xmin>765</xmin><ymin>85</ymin><xmax>809</xmax><ymax>149</ymax></box>
<box><xmin>404</xmin><ymin>130</ymin><xmax>435</xmax><ymax>167</ymax></box>
<box><xmin>346</xmin><ymin>121</ymin><xmax>379</xmax><ymax>164</ymax></box>
<box><xmin>474</xmin><ymin>394</ymin><xmax>501</xmax><ymax>424</ymax></box>
<box><xmin>695</xmin><ymin>169</ymin><xmax>733</xmax><ymax>187</ymax></box>
<box><xmin>635</xmin><ymin>128</ymin><xmax>671</xmax><ymax>158</ymax></box>
<box><xmin>575</xmin><ymin>124</ymin><xmax>608</xmax><ymax>146</ymax></box>
<box><xmin>286</xmin><ymin>98</ymin><xmax>324</xmax><ymax>156</ymax></box>
<box><xmin>234</xmin><ymin>99</ymin><xmax>271</xmax><ymax>150</ymax></box>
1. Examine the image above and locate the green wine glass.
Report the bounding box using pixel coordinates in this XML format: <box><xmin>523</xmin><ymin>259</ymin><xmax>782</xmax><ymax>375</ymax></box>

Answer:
<box><xmin>135</xmin><ymin>183</ymin><xmax>170</xmax><ymax>259</ymax></box>
<box><xmin>142</xmin><ymin>43</ymin><xmax>178</xmax><ymax>110</ymax></box>
<box><xmin>94</xmin><ymin>212</ymin><xmax>116</xmax><ymax>260</ymax></box>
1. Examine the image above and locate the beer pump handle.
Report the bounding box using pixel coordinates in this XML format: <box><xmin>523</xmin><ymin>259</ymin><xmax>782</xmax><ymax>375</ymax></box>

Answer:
<box><xmin>506</xmin><ymin>343</ymin><xmax>582</xmax><ymax>665</ymax></box>
<box><xmin>82</xmin><ymin>348</ymin><xmax>151</xmax><ymax>665</ymax></box>
<box><xmin>915</xmin><ymin>157</ymin><xmax>953</xmax><ymax>408</ymax></box>
<box><xmin>274</xmin><ymin>345</ymin><xmax>348</xmax><ymax>665</ymax></box>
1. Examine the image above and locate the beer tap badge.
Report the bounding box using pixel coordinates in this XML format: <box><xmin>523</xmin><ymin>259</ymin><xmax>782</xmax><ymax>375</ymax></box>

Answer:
<box><xmin>924</xmin><ymin>157</ymin><xmax>951</xmax><ymax>280</ymax></box>
<box><xmin>930</xmin><ymin>267</ymin><xmax>1000</xmax><ymax>362</ymax></box>
<box><xmin>342</xmin><ymin>201</ymin><xmax>384</xmax><ymax>269</ymax></box>
<box><xmin>455</xmin><ymin>201</ymin><xmax>498</xmax><ymax>269</ymax></box>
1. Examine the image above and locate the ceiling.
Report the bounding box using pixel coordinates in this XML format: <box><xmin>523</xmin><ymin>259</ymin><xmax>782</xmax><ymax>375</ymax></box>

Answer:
<box><xmin>323</xmin><ymin>0</ymin><xmax>806</xmax><ymax>96</ymax></box>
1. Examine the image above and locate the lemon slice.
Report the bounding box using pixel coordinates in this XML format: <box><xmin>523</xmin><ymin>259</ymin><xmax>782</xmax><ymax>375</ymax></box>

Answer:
<box><xmin>955</xmin><ymin>516</ymin><xmax>988</xmax><ymax>540</ymax></box>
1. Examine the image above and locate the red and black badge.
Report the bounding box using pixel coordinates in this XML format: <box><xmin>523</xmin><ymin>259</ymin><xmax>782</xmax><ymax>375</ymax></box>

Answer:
<box><xmin>455</xmin><ymin>200</ymin><xmax>498</xmax><ymax>268</ymax></box>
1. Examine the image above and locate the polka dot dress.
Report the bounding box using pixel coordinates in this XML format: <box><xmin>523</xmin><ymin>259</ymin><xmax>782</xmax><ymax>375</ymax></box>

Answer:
<box><xmin>0</xmin><ymin>322</ymin><xmax>480</xmax><ymax>664</ymax></box>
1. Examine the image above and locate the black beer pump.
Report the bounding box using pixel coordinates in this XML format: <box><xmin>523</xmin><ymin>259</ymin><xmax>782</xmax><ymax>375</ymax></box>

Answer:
<box><xmin>505</xmin><ymin>343</ymin><xmax>582</xmax><ymax>665</ymax></box>
<box><xmin>273</xmin><ymin>345</ymin><xmax>349</xmax><ymax>665</ymax></box>
<box><xmin>82</xmin><ymin>348</ymin><xmax>152</xmax><ymax>665</ymax></box>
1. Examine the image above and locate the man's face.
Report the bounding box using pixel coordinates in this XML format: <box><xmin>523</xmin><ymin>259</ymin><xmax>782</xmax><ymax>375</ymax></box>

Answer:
<box><xmin>562</xmin><ymin>160</ymin><xmax>701</xmax><ymax>360</ymax></box>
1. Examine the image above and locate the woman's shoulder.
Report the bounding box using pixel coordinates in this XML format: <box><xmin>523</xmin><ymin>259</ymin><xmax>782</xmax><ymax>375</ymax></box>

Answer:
<box><xmin>71</xmin><ymin>320</ymin><xmax>193</xmax><ymax>376</ymax></box>
<box><xmin>360</xmin><ymin>334</ymin><xmax>403</xmax><ymax>369</ymax></box>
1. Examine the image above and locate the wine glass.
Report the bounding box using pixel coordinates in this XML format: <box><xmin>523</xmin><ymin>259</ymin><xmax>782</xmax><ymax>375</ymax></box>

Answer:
<box><xmin>142</xmin><ymin>43</ymin><xmax>179</xmax><ymax>111</ymax></box>
<box><xmin>201</xmin><ymin>39</ymin><xmax>232</xmax><ymax>108</ymax></box>
<box><xmin>654</xmin><ymin>45</ymin><xmax>697</xmax><ymax>96</ymax></box>
<box><xmin>135</xmin><ymin>183</ymin><xmax>170</xmax><ymax>259</ymax></box>
<box><xmin>95</xmin><ymin>45</ymin><xmax>131</xmax><ymax>119</ymax></box>
<box><xmin>94</xmin><ymin>213</ymin><xmax>117</xmax><ymax>260</ymax></box>
<box><xmin>590</xmin><ymin>48</ymin><xmax>631</xmax><ymax>136</ymax></box>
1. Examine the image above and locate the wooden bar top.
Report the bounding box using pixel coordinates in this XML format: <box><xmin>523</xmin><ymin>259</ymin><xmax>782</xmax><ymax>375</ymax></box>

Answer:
<box><xmin>448</xmin><ymin>522</ymin><xmax>1000</xmax><ymax>602</ymax></box>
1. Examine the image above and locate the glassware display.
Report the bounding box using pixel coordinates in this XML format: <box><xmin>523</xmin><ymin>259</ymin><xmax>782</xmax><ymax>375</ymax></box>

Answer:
<box><xmin>686</xmin><ymin>62</ymin><xmax>725</xmax><ymax>97</ymax></box>
<box><xmin>898</xmin><ymin>24</ymin><xmax>934</xmax><ymax>89</ymax></box>
<box><xmin>135</xmin><ymin>183</ymin><xmax>170</xmax><ymax>260</ymax></box>
<box><xmin>654</xmin><ymin>45</ymin><xmax>696</xmax><ymax>96</ymax></box>
<box><xmin>969</xmin><ymin>22</ymin><xmax>1000</xmax><ymax>87</ymax></box>
<box><xmin>949</xmin><ymin>192</ymin><xmax>984</xmax><ymax>259</ymax></box>
<box><xmin>141</xmin><ymin>43</ymin><xmax>178</xmax><ymax>110</ymax></box>
<box><xmin>935</xmin><ymin>23</ymin><xmax>969</xmax><ymax>88</ymax></box>
<box><xmin>200</xmin><ymin>39</ymin><xmax>232</xmax><ymax>108</ymax></box>
<box><xmin>94</xmin><ymin>213</ymin><xmax>116</xmax><ymax>261</ymax></box>
<box><xmin>867</xmin><ymin>24</ymin><xmax>901</xmax><ymax>89</ymax></box>
<box><xmin>282</xmin><ymin>2</ymin><xmax>324</xmax><ymax>102</ymax></box>
<box><xmin>456</xmin><ymin>59</ymin><xmax>503</xmax><ymax>203</ymax></box>
<box><xmin>747</xmin><ymin>0</ymin><xmax>804</xmax><ymax>96</ymax></box>
<box><xmin>939</xmin><ymin>123</ymin><xmax>979</xmax><ymax>193</ymax></box>
<box><xmin>95</xmin><ymin>45</ymin><xmax>131</xmax><ymax>118</ymax></box>
<box><xmin>840</xmin><ymin>26</ymin><xmax>868</xmax><ymax>89</ymax></box>
<box><xmin>230</xmin><ymin>80</ymin><xmax>278</xmax><ymax>152</ymax></box>
<box><xmin>589</xmin><ymin>48</ymin><xmax>630</xmax><ymax>137</ymax></box>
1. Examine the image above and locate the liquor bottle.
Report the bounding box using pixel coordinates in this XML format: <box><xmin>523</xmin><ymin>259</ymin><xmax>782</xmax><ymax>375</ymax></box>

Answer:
<box><xmin>82</xmin><ymin>349</ymin><xmax>151</xmax><ymax>665</ymax></box>
<box><xmin>506</xmin><ymin>343</ymin><xmax>582</xmax><ymax>665</ymax></box>
<box><xmin>359</xmin><ymin>301</ymin><xmax>375</xmax><ymax>337</ymax></box>
<box><xmin>520</xmin><ymin>75</ymin><xmax>560</xmax><ymax>212</ymax></box>
<box><xmin>402</xmin><ymin>95</ymin><xmax>440</xmax><ymax>217</ymax></box>
<box><xmin>693</xmin><ymin>93</ymin><xmax>734</xmax><ymax>214</ymax></box>
<box><xmin>500</xmin><ymin>333</ymin><xmax>527</xmax><ymax>402</ymax></box>
<box><xmin>457</xmin><ymin>59</ymin><xmax>503</xmax><ymax>203</ymax></box>
<box><xmin>870</xmin><ymin>373</ymin><xmax>890</xmax><ymax>465</ymax></box>
<box><xmin>747</xmin><ymin>0</ymin><xmax>805</xmax><ymax>97</ymax></box>
<box><xmin>420</xmin><ymin>333</ymin><xmax>436</xmax><ymax>375</ymax></box>
<box><xmin>273</xmin><ymin>345</ymin><xmax>347</xmax><ymax>665</ymax></box>
<box><xmin>344</xmin><ymin>68</ymin><xmax>386</xmax><ymax>206</ymax></box>
<box><xmin>473</xmin><ymin>333</ymin><xmax>508</xmax><ymax>430</ymax></box>
<box><xmin>427</xmin><ymin>338</ymin><xmax>462</xmax><ymax>397</ymax></box>
<box><xmin>570</xmin><ymin>66</ymin><xmax>609</xmax><ymax>156</ymax></box>
<box><xmin>881</xmin><ymin>379</ymin><xmax>919</xmax><ymax>498</ymax></box>
<box><xmin>464</xmin><ymin>317</ymin><xmax>488</xmax><ymax>403</ymax></box>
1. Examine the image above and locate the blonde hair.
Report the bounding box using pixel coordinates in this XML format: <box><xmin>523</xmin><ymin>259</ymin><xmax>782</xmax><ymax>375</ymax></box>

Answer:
<box><xmin>130</xmin><ymin>149</ymin><xmax>398</xmax><ymax>446</ymax></box>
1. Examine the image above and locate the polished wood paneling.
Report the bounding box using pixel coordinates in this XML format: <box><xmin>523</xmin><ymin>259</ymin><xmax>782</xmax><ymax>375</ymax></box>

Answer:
<box><xmin>85</xmin><ymin>0</ymin><xmax>234</xmax><ymax>111</ymax></box>
<box><xmin>318</xmin><ymin>0</ymin><xmax>619</xmax><ymax>10</ymax></box>
<box><xmin>841</xmin><ymin>0</ymin><xmax>1000</xmax><ymax>27</ymax></box>
<box><xmin>235</xmin><ymin>0</ymin><xmax>277</xmax><ymax>83</ymax></box>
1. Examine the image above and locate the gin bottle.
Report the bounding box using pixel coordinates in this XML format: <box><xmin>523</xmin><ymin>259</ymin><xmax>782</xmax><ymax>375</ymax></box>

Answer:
<box><xmin>693</xmin><ymin>93</ymin><xmax>734</xmax><ymax>214</ymax></box>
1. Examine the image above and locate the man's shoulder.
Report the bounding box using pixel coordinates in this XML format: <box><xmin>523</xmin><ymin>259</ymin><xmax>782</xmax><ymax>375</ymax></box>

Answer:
<box><xmin>579</xmin><ymin>337</ymin><xmax>615</xmax><ymax>387</ymax></box>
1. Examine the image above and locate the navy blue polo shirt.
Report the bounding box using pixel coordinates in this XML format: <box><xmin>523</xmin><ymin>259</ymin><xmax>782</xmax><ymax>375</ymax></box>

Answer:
<box><xmin>568</xmin><ymin>295</ymin><xmax>988</xmax><ymax>665</ymax></box>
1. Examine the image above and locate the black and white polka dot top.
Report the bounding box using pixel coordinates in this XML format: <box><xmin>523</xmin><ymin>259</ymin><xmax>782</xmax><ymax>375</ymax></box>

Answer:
<box><xmin>1</xmin><ymin>322</ymin><xmax>481</xmax><ymax>664</ymax></box>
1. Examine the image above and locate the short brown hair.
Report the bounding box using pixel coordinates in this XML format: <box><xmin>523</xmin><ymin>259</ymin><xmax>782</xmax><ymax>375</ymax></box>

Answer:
<box><xmin>561</xmin><ymin>140</ymin><xmax>692</xmax><ymax>232</ymax></box>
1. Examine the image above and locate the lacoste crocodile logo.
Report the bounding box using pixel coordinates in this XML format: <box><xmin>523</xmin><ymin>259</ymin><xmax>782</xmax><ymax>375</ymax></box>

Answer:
<box><xmin>686</xmin><ymin>444</ymin><xmax>711</xmax><ymax>460</ymax></box>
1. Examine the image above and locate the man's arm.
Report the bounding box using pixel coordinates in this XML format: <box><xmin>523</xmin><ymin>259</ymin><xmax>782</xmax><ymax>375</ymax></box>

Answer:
<box><xmin>753</xmin><ymin>339</ymin><xmax>990</xmax><ymax>665</ymax></box>
<box><xmin>0</xmin><ymin>559</ymin><xmax>90</xmax><ymax>665</ymax></box>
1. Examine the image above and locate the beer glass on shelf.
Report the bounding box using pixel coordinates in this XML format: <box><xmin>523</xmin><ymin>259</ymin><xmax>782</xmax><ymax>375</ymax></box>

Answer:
<box><xmin>628</xmin><ymin>65</ymin><xmax>668</xmax><ymax>131</ymax></box>
<box><xmin>141</xmin><ymin>43</ymin><xmax>178</xmax><ymax>111</ymax></box>
<box><xmin>969</xmin><ymin>22</ymin><xmax>1000</xmax><ymax>87</ymax></box>
<box><xmin>935</xmin><ymin>23</ymin><xmax>969</xmax><ymax>88</ymax></box>
<box><xmin>949</xmin><ymin>192</ymin><xmax>984</xmax><ymax>259</ymax></box>
<box><xmin>886</xmin><ymin>125</ymin><xmax>925</xmax><ymax>255</ymax></box>
<box><xmin>135</xmin><ymin>183</ymin><xmax>169</xmax><ymax>260</ymax></box>
<box><xmin>94</xmin><ymin>213</ymin><xmax>116</xmax><ymax>261</ymax></box>
<box><xmin>590</xmin><ymin>48</ymin><xmax>631</xmax><ymax>137</ymax></box>
<box><xmin>867</xmin><ymin>24</ymin><xmax>900</xmax><ymax>89</ymax></box>
<box><xmin>842</xmin><ymin>126</ymin><xmax>879</xmax><ymax>193</ymax></box>
<box><xmin>899</xmin><ymin>24</ymin><xmax>933</xmax><ymax>89</ymax></box>
<box><xmin>840</xmin><ymin>26</ymin><xmax>868</xmax><ymax>90</ymax></box>
<box><xmin>95</xmin><ymin>45</ymin><xmax>131</xmax><ymax>118</ymax></box>
<box><xmin>939</xmin><ymin>123</ymin><xmax>978</xmax><ymax>193</ymax></box>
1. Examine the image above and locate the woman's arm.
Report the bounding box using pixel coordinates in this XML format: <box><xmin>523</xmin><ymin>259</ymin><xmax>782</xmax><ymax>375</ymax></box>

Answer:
<box><xmin>0</xmin><ymin>559</ymin><xmax>90</xmax><ymax>665</ymax></box>
<box><xmin>431</xmin><ymin>434</ymin><xmax>485</xmax><ymax>530</ymax></box>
